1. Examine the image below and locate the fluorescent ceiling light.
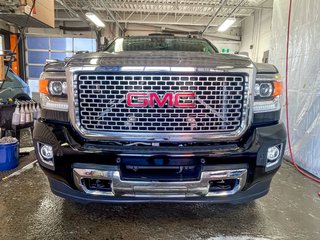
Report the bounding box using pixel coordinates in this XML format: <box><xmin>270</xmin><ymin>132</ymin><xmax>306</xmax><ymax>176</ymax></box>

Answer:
<box><xmin>85</xmin><ymin>12</ymin><xmax>105</xmax><ymax>28</ymax></box>
<box><xmin>217</xmin><ymin>18</ymin><xmax>236</xmax><ymax>32</ymax></box>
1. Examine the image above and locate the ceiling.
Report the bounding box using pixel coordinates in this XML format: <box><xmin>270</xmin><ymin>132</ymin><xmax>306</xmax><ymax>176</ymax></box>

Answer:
<box><xmin>55</xmin><ymin>0</ymin><xmax>271</xmax><ymax>37</ymax></box>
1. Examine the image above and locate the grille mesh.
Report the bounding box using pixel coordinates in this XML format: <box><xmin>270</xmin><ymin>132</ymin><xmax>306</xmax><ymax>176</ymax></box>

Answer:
<box><xmin>76</xmin><ymin>74</ymin><xmax>245</xmax><ymax>133</ymax></box>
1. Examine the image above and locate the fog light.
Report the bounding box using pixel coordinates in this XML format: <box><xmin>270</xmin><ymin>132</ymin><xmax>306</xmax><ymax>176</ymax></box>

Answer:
<box><xmin>266</xmin><ymin>144</ymin><xmax>283</xmax><ymax>169</ymax></box>
<box><xmin>40</xmin><ymin>144</ymin><xmax>53</xmax><ymax>160</ymax></box>
<box><xmin>267</xmin><ymin>146</ymin><xmax>280</xmax><ymax>161</ymax></box>
<box><xmin>37</xmin><ymin>142</ymin><xmax>54</xmax><ymax>168</ymax></box>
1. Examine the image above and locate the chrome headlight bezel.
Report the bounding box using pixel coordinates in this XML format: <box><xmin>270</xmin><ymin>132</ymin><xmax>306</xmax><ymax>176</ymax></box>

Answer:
<box><xmin>253</xmin><ymin>73</ymin><xmax>283</xmax><ymax>113</ymax></box>
<box><xmin>39</xmin><ymin>71</ymin><xmax>69</xmax><ymax>112</ymax></box>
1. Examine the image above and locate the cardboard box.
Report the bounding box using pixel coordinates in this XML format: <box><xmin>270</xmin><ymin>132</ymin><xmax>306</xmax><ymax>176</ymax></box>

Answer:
<box><xmin>23</xmin><ymin>0</ymin><xmax>55</xmax><ymax>28</ymax></box>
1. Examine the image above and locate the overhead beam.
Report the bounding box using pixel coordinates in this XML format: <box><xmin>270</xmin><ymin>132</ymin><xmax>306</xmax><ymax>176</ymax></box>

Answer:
<box><xmin>54</xmin><ymin>8</ymin><xmax>252</xmax><ymax>17</ymax></box>
<box><xmin>98</xmin><ymin>1</ymin><xmax>124</xmax><ymax>32</ymax></box>
<box><xmin>152</xmin><ymin>24</ymin><xmax>241</xmax><ymax>41</ymax></box>
<box><xmin>54</xmin><ymin>3</ymin><xmax>272</xmax><ymax>11</ymax></box>
<box><xmin>213</xmin><ymin>0</ymin><xmax>247</xmax><ymax>33</ymax></box>
<box><xmin>221</xmin><ymin>0</ymin><xmax>248</xmax><ymax>21</ymax></box>
<box><xmin>109</xmin><ymin>5</ymin><xmax>272</xmax><ymax>10</ymax></box>
<box><xmin>55</xmin><ymin>17</ymin><xmax>241</xmax><ymax>28</ymax></box>
<box><xmin>54</xmin><ymin>5</ymin><xmax>272</xmax><ymax>15</ymax></box>
<box><xmin>85</xmin><ymin>7</ymin><xmax>251</xmax><ymax>17</ymax></box>
<box><xmin>55</xmin><ymin>0</ymin><xmax>89</xmax><ymax>25</ymax></box>
<box><xmin>201</xmin><ymin>0</ymin><xmax>228</xmax><ymax>34</ymax></box>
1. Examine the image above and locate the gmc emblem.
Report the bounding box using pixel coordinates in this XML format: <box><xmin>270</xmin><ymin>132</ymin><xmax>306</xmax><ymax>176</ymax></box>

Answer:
<box><xmin>126</xmin><ymin>92</ymin><xmax>196</xmax><ymax>108</ymax></box>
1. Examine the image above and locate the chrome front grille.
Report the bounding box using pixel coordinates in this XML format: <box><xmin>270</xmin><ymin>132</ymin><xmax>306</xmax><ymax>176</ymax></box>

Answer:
<box><xmin>76</xmin><ymin>73</ymin><xmax>246</xmax><ymax>133</ymax></box>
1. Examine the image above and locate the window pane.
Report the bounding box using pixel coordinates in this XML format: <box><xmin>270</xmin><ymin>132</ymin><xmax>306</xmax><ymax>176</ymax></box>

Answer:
<box><xmin>28</xmin><ymin>66</ymin><xmax>44</xmax><ymax>78</ymax></box>
<box><xmin>51</xmin><ymin>37</ymin><xmax>73</xmax><ymax>51</ymax></box>
<box><xmin>27</xmin><ymin>37</ymin><xmax>49</xmax><ymax>49</ymax></box>
<box><xmin>51</xmin><ymin>52</ymin><xmax>72</xmax><ymax>60</ymax></box>
<box><xmin>28</xmin><ymin>51</ymin><xmax>49</xmax><ymax>64</ymax></box>
<box><xmin>28</xmin><ymin>79</ymin><xmax>39</xmax><ymax>93</ymax></box>
<box><xmin>74</xmin><ymin>38</ymin><xmax>96</xmax><ymax>52</ymax></box>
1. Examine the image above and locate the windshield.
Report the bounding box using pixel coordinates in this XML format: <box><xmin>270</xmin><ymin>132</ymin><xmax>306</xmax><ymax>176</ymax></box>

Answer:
<box><xmin>106</xmin><ymin>36</ymin><xmax>218</xmax><ymax>54</ymax></box>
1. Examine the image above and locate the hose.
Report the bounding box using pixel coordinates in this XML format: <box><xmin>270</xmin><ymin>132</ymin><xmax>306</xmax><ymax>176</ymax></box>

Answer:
<box><xmin>285</xmin><ymin>0</ymin><xmax>320</xmax><ymax>187</ymax></box>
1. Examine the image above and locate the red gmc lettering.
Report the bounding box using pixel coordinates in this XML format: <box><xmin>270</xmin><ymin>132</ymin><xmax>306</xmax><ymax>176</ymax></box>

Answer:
<box><xmin>126</xmin><ymin>92</ymin><xmax>196</xmax><ymax>108</ymax></box>
<box><xmin>149</xmin><ymin>92</ymin><xmax>173</xmax><ymax>107</ymax></box>
<box><xmin>175</xmin><ymin>92</ymin><xmax>196</xmax><ymax>108</ymax></box>
<box><xmin>126</xmin><ymin>92</ymin><xmax>148</xmax><ymax>107</ymax></box>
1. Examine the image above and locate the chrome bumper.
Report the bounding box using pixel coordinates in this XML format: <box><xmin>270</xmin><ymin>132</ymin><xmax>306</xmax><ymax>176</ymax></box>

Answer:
<box><xmin>73</xmin><ymin>167</ymin><xmax>247</xmax><ymax>198</ymax></box>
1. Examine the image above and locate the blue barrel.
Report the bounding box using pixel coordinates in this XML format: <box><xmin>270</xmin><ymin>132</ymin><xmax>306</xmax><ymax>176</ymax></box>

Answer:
<box><xmin>0</xmin><ymin>140</ymin><xmax>19</xmax><ymax>171</ymax></box>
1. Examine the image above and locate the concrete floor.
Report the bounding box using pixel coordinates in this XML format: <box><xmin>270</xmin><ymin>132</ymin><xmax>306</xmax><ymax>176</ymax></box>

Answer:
<box><xmin>0</xmin><ymin>157</ymin><xmax>319</xmax><ymax>240</ymax></box>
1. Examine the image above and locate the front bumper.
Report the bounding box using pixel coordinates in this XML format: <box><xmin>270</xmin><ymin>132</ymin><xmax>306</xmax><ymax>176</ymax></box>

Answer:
<box><xmin>49</xmin><ymin>173</ymin><xmax>272</xmax><ymax>204</ymax></box>
<box><xmin>72</xmin><ymin>166</ymin><xmax>247</xmax><ymax>197</ymax></box>
<box><xmin>33</xmin><ymin>120</ymin><xmax>286</xmax><ymax>204</ymax></box>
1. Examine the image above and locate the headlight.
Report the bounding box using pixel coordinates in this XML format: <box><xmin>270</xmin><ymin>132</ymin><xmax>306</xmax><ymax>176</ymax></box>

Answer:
<box><xmin>255</xmin><ymin>82</ymin><xmax>273</xmax><ymax>98</ymax></box>
<box><xmin>40</xmin><ymin>79</ymin><xmax>67</xmax><ymax>97</ymax></box>
<box><xmin>48</xmin><ymin>81</ymin><xmax>67</xmax><ymax>96</ymax></box>
<box><xmin>39</xmin><ymin>72</ymin><xmax>68</xmax><ymax>112</ymax></box>
<box><xmin>253</xmin><ymin>73</ymin><xmax>283</xmax><ymax>113</ymax></box>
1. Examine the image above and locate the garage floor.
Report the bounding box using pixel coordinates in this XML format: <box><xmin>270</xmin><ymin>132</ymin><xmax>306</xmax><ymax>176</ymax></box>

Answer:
<box><xmin>0</xmin><ymin>155</ymin><xmax>319</xmax><ymax>240</ymax></box>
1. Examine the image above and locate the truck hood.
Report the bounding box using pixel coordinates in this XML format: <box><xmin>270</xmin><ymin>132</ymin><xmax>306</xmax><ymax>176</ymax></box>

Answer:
<box><xmin>254</xmin><ymin>63</ymin><xmax>279</xmax><ymax>74</ymax></box>
<box><xmin>45</xmin><ymin>51</ymin><xmax>278</xmax><ymax>74</ymax></box>
<box><xmin>66</xmin><ymin>51</ymin><xmax>253</xmax><ymax>70</ymax></box>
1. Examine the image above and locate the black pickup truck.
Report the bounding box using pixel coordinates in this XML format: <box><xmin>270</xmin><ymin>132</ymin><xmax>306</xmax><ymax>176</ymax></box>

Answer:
<box><xmin>33</xmin><ymin>35</ymin><xmax>286</xmax><ymax>204</ymax></box>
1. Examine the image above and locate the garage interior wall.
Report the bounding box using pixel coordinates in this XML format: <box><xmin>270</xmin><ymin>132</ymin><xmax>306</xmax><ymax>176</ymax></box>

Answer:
<box><xmin>240</xmin><ymin>0</ymin><xmax>273</xmax><ymax>62</ymax></box>
<box><xmin>213</xmin><ymin>41</ymin><xmax>240</xmax><ymax>54</ymax></box>
<box><xmin>270</xmin><ymin>0</ymin><xmax>320</xmax><ymax>177</ymax></box>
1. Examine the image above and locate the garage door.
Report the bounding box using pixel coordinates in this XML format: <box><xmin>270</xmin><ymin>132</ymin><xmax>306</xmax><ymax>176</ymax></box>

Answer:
<box><xmin>26</xmin><ymin>36</ymin><xmax>96</xmax><ymax>96</ymax></box>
